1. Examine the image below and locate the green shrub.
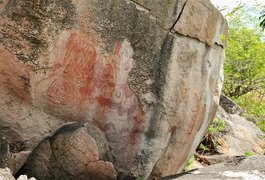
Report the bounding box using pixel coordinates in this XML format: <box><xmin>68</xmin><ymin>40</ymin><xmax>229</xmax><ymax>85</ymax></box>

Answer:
<box><xmin>256</xmin><ymin>120</ymin><xmax>265</xmax><ymax>133</ymax></box>
<box><xmin>243</xmin><ymin>150</ymin><xmax>254</xmax><ymax>157</ymax></box>
<box><xmin>136</xmin><ymin>176</ymin><xmax>144</xmax><ymax>180</ymax></box>
<box><xmin>234</xmin><ymin>93</ymin><xmax>265</xmax><ymax>133</ymax></box>
<box><xmin>235</xmin><ymin>93</ymin><xmax>265</xmax><ymax>117</ymax></box>
<box><xmin>199</xmin><ymin>144</ymin><xmax>209</xmax><ymax>152</ymax></box>
<box><xmin>208</xmin><ymin>117</ymin><xmax>225</xmax><ymax>133</ymax></box>
<box><xmin>184</xmin><ymin>155</ymin><xmax>195</xmax><ymax>172</ymax></box>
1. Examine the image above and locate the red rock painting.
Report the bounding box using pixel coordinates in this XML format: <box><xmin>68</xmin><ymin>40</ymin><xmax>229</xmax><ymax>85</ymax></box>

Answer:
<box><xmin>47</xmin><ymin>32</ymin><xmax>97</xmax><ymax>112</ymax></box>
<box><xmin>37</xmin><ymin>30</ymin><xmax>145</xmax><ymax>168</ymax></box>
<box><xmin>184</xmin><ymin>93</ymin><xmax>202</xmax><ymax>140</ymax></box>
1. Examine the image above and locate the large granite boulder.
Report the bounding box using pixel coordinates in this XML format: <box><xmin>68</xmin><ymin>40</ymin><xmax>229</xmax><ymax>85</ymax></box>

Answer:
<box><xmin>23</xmin><ymin>123</ymin><xmax>117</xmax><ymax>180</ymax></box>
<box><xmin>0</xmin><ymin>0</ymin><xmax>227</xmax><ymax>179</ymax></box>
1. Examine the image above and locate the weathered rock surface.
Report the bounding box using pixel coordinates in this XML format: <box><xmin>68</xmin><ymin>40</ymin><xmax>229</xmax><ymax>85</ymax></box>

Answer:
<box><xmin>0</xmin><ymin>0</ymin><xmax>227</xmax><ymax>179</ymax></box>
<box><xmin>23</xmin><ymin>123</ymin><xmax>117</xmax><ymax>180</ymax></box>
<box><xmin>17</xmin><ymin>175</ymin><xmax>36</xmax><ymax>180</ymax></box>
<box><xmin>174</xmin><ymin>156</ymin><xmax>265</xmax><ymax>180</ymax></box>
<box><xmin>0</xmin><ymin>168</ymin><xmax>15</xmax><ymax>180</ymax></box>
<box><xmin>215</xmin><ymin>106</ymin><xmax>265</xmax><ymax>156</ymax></box>
<box><xmin>0</xmin><ymin>168</ymin><xmax>36</xmax><ymax>180</ymax></box>
<box><xmin>219</xmin><ymin>95</ymin><xmax>243</xmax><ymax>115</ymax></box>
<box><xmin>173</xmin><ymin>0</ymin><xmax>228</xmax><ymax>47</ymax></box>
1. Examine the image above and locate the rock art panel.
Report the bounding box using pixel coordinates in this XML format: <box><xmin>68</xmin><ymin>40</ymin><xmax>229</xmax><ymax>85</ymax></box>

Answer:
<box><xmin>32</xmin><ymin>30</ymin><xmax>146</xmax><ymax>173</ymax></box>
<box><xmin>34</xmin><ymin>31</ymin><xmax>97</xmax><ymax>117</ymax></box>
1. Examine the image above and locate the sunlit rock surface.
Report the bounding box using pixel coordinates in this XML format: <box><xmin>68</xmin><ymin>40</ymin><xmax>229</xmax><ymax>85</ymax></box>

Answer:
<box><xmin>177</xmin><ymin>156</ymin><xmax>265</xmax><ymax>180</ymax></box>
<box><xmin>214</xmin><ymin>106</ymin><xmax>265</xmax><ymax>156</ymax></box>
<box><xmin>0</xmin><ymin>168</ymin><xmax>15</xmax><ymax>180</ymax></box>
<box><xmin>0</xmin><ymin>0</ymin><xmax>227</xmax><ymax>179</ymax></box>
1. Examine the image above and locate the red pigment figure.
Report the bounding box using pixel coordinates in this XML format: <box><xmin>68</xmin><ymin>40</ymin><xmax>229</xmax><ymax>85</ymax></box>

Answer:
<box><xmin>47</xmin><ymin>32</ymin><xmax>97</xmax><ymax>113</ymax></box>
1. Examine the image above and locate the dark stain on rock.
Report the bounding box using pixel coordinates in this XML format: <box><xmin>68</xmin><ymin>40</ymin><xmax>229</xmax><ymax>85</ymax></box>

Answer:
<box><xmin>0</xmin><ymin>135</ymin><xmax>9</xmax><ymax>168</ymax></box>
<box><xmin>153</xmin><ymin>33</ymin><xmax>175</xmax><ymax>99</ymax></box>
<box><xmin>0</xmin><ymin>0</ymin><xmax>77</xmax><ymax>68</ymax></box>
<box><xmin>134</xmin><ymin>149</ymin><xmax>151</xmax><ymax>175</ymax></box>
<box><xmin>117</xmin><ymin>171</ymin><xmax>137</xmax><ymax>180</ymax></box>
<box><xmin>51</xmin><ymin>123</ymin><xmax>83</xmax><ymax>138</ymax></box>
<box><xmin>144</xmin><ymin>104</ymin><xmax>165</xmax><ymax>142</ymax></box>
<box><xmin>144</xmin><ymin>34</ymin><xmax>174</xmax><ymax>141</ymax></box>
<box><xmin>9</xmin><ymin>141</ymin><xmax>26</xmax><ymax>153</ymax></box>
<box><xmin>18</xmin><ymin>75</ymin><xmax>31</xmax><ymax>92</ymax></box>
<box><xmin>89</xmin><ymin>0</ymin><xmax>168</xmax><ymax>110</ymax></box>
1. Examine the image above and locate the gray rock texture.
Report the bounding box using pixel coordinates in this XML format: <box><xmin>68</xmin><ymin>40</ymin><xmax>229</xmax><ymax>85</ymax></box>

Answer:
<box><xmin>24</xmin><ymin>123</ymin><xmax>116</xmax><ymax>180</ymax></box>
<box><xmin>173</xmin><ymin>0</ymin><xmax>227</xmax><ymax>47</ymax></box>
<box><xmin>219</xmin><ymin>95</ymin><xmax>243</xmax><ymax>114</ymax></box>
<box><xmin>0</xmin><ymin>0</ymin><xmax>227</xmax><ymax>179</ymax></box>
<box><xmin>174</xmin><ymin>156</ymin><xmax>265</xmax><ymax>180</ymax></box>
<box><xmin>215</xmin><ymin>106</ymin><xmax>265</xmax><ymax>156</ymax></box>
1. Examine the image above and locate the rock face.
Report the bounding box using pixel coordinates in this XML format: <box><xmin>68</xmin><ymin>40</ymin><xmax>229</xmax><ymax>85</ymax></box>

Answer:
<box><xmin>176</xmin><ymin>156</ymin><xmax>265</xmax><ymax>180</ymax></box>
<box><xmin>219</xmin><ymin>95</ymin><xmax>243</xmax><ymax>115</ymax></box>
<box><xmin>0</xmin><ymin>168</ymin><xmax>15</xmax><ymax>180</ymax></box>
<box><xmin>0</xmin><ymin>168</ymin><xmax>36</xmax><ymax>180</ymax></box>
<box><xmin>214</xmin><ymin>106</ymin><xmax>265</xmax><ymax>156</ymax></box>
<box><xmin>22</xmin><ymin>123</ymin><xmax>117</xmax><ymax>180</ymax></box>
<box><xmin>0</xmin><ymin>0</ymin><xmax>227</xmax><ymax>179</ymax></box>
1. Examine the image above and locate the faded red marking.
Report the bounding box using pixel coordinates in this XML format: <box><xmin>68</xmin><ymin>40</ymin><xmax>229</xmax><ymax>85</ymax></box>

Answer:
<box><xmin>99</xmin><ymin>64</ymin><xmax>114</xmax><ymax>81</ymax></box>
<box><xmin>47</xmin><ymin>32</ymin><xmax>97</xmax><ymax>112</ymax></box>
<box><xmin>96</xmin><ymin>95</ymin><xmax>112</xmax><ymax>107</ymax></box>
<box><xmin>179</xmin><ymin>80</ymin><xmax>187</xmax><ymax>99</ymax></box>
<box><xmin>185</xmin><ymin>93</ymin><xmax>201</xmax><ymax>137</ymax></box>
<box><xmin>113</xmin><ymin>43</ymin><xmax>122</xmax><ymax>55</ymax></box>
<box><xmin>41</xmin><ymin>31</ymin><xmax>145</xmax><ymax>167</ymax></box>
<box><xmin>43</xmin><ymin>30</ymin><xmax>145</xmax><ymax>127</ymax></box>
